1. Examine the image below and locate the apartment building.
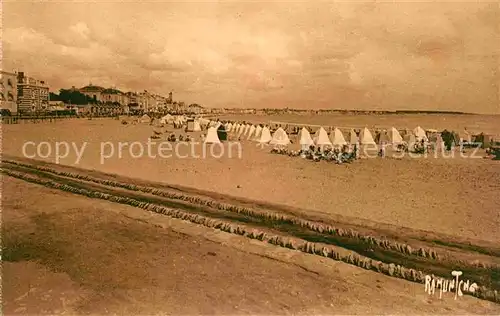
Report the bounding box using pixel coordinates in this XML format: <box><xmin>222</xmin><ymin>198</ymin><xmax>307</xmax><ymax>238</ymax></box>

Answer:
<box><xmin>79</xmin><ymin>84</ymin><xmax>105</xmax><ymax>102</ymax></box>
<box><xmin>101</xmin><ymin>88</ymin><xmax>129</xmax><ymax>105</ymax></box>
<box><xmin>16</xmin><ymin>72</ymin><xmax>49</xmax><ymax>113</ymax></box>
<box><xmin>0</xmin><ymin>71</ymin><xmax>18</xmax><ymax>114</ymax></box>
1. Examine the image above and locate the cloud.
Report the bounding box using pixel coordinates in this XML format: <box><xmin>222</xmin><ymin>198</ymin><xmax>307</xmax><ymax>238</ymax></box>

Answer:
<box><xmin>69</xmin><ymin>22</ymin><xmax>90</xmax><ymax>40</ymax></box>
<box><xmin>2</xmin><ymin>1</ymin><xmax>499</xmax><ymax>113</ymax></box>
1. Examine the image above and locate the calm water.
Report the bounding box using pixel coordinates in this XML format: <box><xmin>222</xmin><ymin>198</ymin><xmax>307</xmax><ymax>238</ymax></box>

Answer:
<box><xmin>218</xmin><ymin>113</ymin><xmax>500</xmax><ymax>135</ymax></box>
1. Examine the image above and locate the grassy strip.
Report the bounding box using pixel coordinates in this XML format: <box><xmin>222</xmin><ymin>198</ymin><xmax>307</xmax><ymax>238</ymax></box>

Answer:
<box><xmin>2</xmin><ymin>167</ymin><xmax>499</xmax><ymax>304</ymax></box>
<box><xmin>2</xmin><ymin>160</ymin><xmax>449</xmax><ymax>262</ymax></box>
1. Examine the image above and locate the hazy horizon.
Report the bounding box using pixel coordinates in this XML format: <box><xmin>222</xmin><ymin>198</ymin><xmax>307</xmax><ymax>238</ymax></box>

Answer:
<box><xmin>2</xmin><ymin>0</ymin><xmax>499</xmax><ymax>114</ymax></box>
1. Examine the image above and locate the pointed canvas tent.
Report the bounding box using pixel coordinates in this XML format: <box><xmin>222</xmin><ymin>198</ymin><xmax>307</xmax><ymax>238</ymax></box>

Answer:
<box><xmin>314</xmin><ymin>127</ymin><xmax>332</xmax><ymax>147</ymax></box>
<box><xmin>140</xmin><ymin>114</ymin><xmax>151</xmax><ymax>124</ymax></box>
<box><xmin>199</xmin><ymin>118</ymin><xmax>210</xmax><ymax>129</ymax></box>
<box><xmin>359</xmin><ymin>127</ymin><xmax>376</xmax><ymax>145</ymax></box>
<box><xmin>186</xmin><ymin>119</ymin><xmax>201</xmax><ymax>132</ymax></box>
<box><xmin>160</xmin><ymin>114</ymin><xmax>173</xmax><ymax>124</ymax></box>
<box><xmin>237</xmin><ymin>124</ymin><xmax>246</xmax><ymax>137</ymax></box>
<box><xmin>388</xmin><ymin>127</ymin><xmax>404</xmax><ymax>144</ymax></box>
<box><xmin>299</xmin><ymin>127</ymin><xmax>314</xmax><ymax>147</ymax></box>
<box><xmin>240</xmin><ymin>124</ymin><xmax>247</xmax><ymax>136</ymax></box>
<box><xmin>239</xmin><ymin>124</ymin><xmax>248</xmax><ymax>136</ymax></box>
<box><xmin>247</xmin><ymin>125</ymin><xmax>256</xmax><ymax>139</ymax></box>
<box><xmin>413</xmin><ymin>126</ymin><xmax>428</xmax><ymax>142</ymax></box>
<box><xmin>270</xmin><ymin>127</ymin><xmax>291</xmax><ymax>146</ymax></box>
<box><xmin>244</xmin><ymin>124</ymin><xmax>251</xmax><ymax>136</ymax></box>
<box><xmin>256</xmin><ymin>126</ymin><xmax>272</xmax><ymax>143</ymax></box>
<box><xmin>330</xmin><ymin>128</ymin><xmax>347</xmax><ymax>147</ymax></box>
<box><xmin>193</xmin><ymin>120</ymin><xmax>201</xmax><ymax>131</ymax></box>
<box><xmin>348</xmin><ymin>129</ymin><xmax>359</xmax><ymax>145</ymax></box>
<box><xmin>253</xmin><ymin>125</ymin><xmax>263</xmax><ymax>139</ymax></box>
<box><xmin>204</xmin><ymin>127</ymin><xmax>221</xmax><ymax>144</ymax></box>
<box><xmin>174</xmin><ymin>116</ymin><xmax>184</xmax><ymax>125</ymax></box>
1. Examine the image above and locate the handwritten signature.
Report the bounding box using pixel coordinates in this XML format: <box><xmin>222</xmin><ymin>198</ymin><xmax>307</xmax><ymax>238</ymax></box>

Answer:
<box><xmin>425</xmin><ymin>271</ymin><xmax>478</xmax><ymax>299</ymax></box>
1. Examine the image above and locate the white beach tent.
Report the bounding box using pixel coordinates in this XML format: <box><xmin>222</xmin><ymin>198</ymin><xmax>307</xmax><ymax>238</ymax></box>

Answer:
<box><xmin>270</xmin><ymin>127</ymin><xmax>291</xmax><ymax>146</ymax></box>
<box><xmin>204</xmin><ymin>127</ymin><xmax>221</xmax><ymax>144</ymax></box>
<box><xmin>174</xmin><ymin>116</ymin><xmax>184</xmax><ymax>125</ymax></box>
<box><xmin>240</xmin><ymin>124</ymin><xmax>248</xmax><ymax>137</ymax></box>
<box><xmin>413</xmin><ymin>126</ymin><xmax>428</xmax><ymax>142</ymax></box>
<box><xmin>359</xmin><ymin>127</ymin><xmax>376</xmax><ymax>145</ymax></box>
<box><xmin>247</xmin><ymin>125</ymin><xmax>256</xmax><ymax>139</ymax></box>
<box><xmin>248</xmin><ymin>124</ymin><xmax>254</xmax><ymax>134</ymax></box>
<box><xmin>256</xmin><ymin>126</ymin><xmax>272</xmax><ymax>143</ymax></box>
<box><xmin>160</xmin><ymin>114</ymin><xmax>173</xmax><ymax>124</ymax></box>
<box><xmin>241</xmin><ymin>124</ymin><xmax>250</xmax><ymax>135</ymax></box>
<box><xmin>348</xmin><ymin>129</ymin><xmax>359</xmax><ymax>145</ymax></box>
<box><xmin>199</xmin><ymin>118</ymin><xmax>210</xmax><ymax>126</ymax></box>
<box><xmin>314</xmin><ymin>127</ymin><xmax>332</xmax><ymax>147</ymax></box>
<box><xmin>238</xmin><ymin>124</ymin><xmax>246</xmax><ymax>137</ymax></box>
<box><xmin>330</xmin><ymin>128</ymin><xmax>347</xmax><ymax>147</ymax></box>
<box><xmin>140</xmin><ymin>114</ymin><xmax>151</xmax><ymax>124</ymax></box>
<box><xmin>193</xmin><ymin>119</ymin><xmax>202</xmax><ymax>131</ymax></box>
<box><xmin>388</xmin><ymin>127</ymin><xmax>404</xmax><ymax>144</ymax></box>
<box><xmin>299</xmin><ymin>127</ymin><xmax>314</xmax><ymax>147</ymax></box>
<box><xmin>253</xmin><ymin>125</ymin><xmax>263</xmax><ymax>139</ymax></box>
<box><xmin>186</xmin><ymin>119</ymin><xmax>202</xmax><ymax>132</ymax></box>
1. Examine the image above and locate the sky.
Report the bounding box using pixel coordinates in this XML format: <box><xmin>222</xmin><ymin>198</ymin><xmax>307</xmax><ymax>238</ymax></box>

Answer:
<box><xmin>2</xmin><ymin>0</ymin><xmax>499</xmax><ymax>113</ymax></box>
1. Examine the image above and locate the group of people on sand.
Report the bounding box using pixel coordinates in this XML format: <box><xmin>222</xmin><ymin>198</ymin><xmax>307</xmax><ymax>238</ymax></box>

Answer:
<box><xmin>166</xmin><ymin>133</ymin><xmax>194</xmax><ymax>142</ymax></box>
<box><xmin>148</xmin><ymin>129</ymin><xmax>195</xmax><ymax>142</ymax></box>
<box><xmin>271</xmin><ymin>144</ymin><xmax>358</xmax><ymax>164</ymax></box>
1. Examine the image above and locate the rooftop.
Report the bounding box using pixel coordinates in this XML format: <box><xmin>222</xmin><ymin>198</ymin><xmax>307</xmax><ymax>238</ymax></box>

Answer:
<box><xmin>80</xmin><ymin>84</ymin><xmax>105</xmax><ymax>92</ymax></box>
<box><xmin>102</xmin><ymin>88</ymin><xmax>124</xmax><ymax>94</ymax></box>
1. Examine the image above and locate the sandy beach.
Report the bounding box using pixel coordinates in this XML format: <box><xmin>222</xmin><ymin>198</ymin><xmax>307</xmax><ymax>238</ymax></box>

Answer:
<box><xmin>2</xmin><ymin>115</ymin><xmax>500</xmax><ymax>314</ymax></box>
<box><xmin>4</xmin><ymin>176</ymin><xmax>499</xmax><ymax>314</ymax></box>
<box><xmin>3</xmin><ymin>116</ymin><xmax>499</xmax><ymax>243</ymax></box>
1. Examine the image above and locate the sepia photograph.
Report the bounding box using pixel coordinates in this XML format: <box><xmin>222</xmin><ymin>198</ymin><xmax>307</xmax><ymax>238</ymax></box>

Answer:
<box><xmin>1</xmin><ymin>0</ymin><xmax>499</xmax><ymax>314</ymax></box>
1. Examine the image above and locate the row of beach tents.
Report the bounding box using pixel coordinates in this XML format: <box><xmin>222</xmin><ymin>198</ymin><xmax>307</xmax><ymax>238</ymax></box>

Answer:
<box><xmin>222</xmin><ymin>122</ymin><xmax>432</xmax><ymax>147</ymax></box>
<box><xmin>134</xmin><ymin>114</ymin><xmax>482</xmax><ymax>147</ymax></box>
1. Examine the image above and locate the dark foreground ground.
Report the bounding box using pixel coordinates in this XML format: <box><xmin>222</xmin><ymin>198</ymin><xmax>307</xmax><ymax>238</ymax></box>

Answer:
<box><xmin>3</xmin><ymin>177</ymin><xmax>499</xmax><ymax>315</ymax></box>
